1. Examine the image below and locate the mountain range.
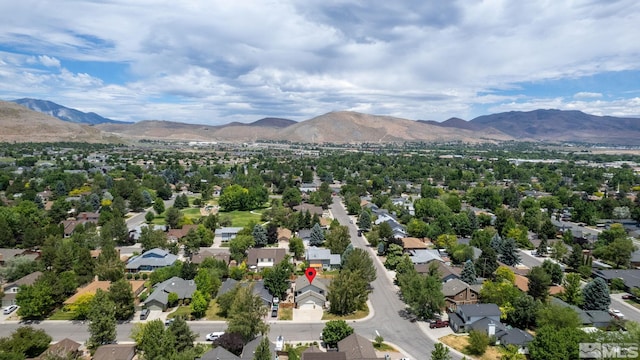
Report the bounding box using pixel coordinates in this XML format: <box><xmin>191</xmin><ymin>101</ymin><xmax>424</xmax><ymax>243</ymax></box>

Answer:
<box><xmin>11</xmin><ymin>98</ymin><xmax>131</xmax><ymax>125</ymax></box>
<box><xmin>2</xmin><ymin>98</ymin><xmax>640</xmax><ymax>145</ymax></box>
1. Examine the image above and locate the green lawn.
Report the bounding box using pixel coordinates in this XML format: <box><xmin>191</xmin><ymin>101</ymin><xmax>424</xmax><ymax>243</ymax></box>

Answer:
<box><xmin>49</xmin><ymin>309</ymin><xmax>77</xmax><ymax>320</ymax></box>
<box><xmin>168</xmin><ymin>305</ymin><xmax>192</xmax><ymax>319</ymax></box>
<box><xmin>181</xmin><ymin>207</ymin><xmax>202</xmax><ymax>220</ymax></box>
<box><xmin>205</xmin><ymin>300</ymin><xmax>226</xmax><ymax>320</ymax></box>
<box><xmin>219</xmin><ymin>209</ymin><xmax>265</xmax><ymax>227</ymax></box>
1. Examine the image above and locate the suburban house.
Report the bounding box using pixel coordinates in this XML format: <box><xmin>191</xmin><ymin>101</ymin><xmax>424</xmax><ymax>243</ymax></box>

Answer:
<box><xmin>337</xmin><ymin>333</ymin><xmax>384</xmax><ymax>360</ymax></box>
<box><xmin>469</xmin><ymin>320</ymin><xmax>534</xmax><ymax>355</ymax></box>
<box><xmin>0</xmin><ymin>248</ymin><xmax>40</xmax><ymax>266</ymax></box>
<box><xmin>415</xmin><ymin>262</ymin><xmax>460</xmax><ymax>283</ymax></box>
<box><xmin>293</xmin><ymin>203</ymin><xmax>324</xmax><ymax>216</ymax></box>
<box><xmin>449</xmin><ymin>303</ymin><xmax>502</xmax><ymax>333</ymax></box>
<box><xmin>398</xmin><ymin>237</ymin><xmax>429</xmax><ymax>251</ymax></box>
<box><xmin>215</xmin><ymin>227</ymin><xmax>243</xmax><ymax>242</ymax></box>
<box><xmin>218</xmin><ymin>279</ymin><xmax>273</xmax><ymax>308</ymax></box>
<box><xmin>294</xmin><ymin>276</ymin><xmax>328</xmax><ymax>309</ymax></box>
<box><xmin>306</xmin><ymin>246</ymin><xmax>341</xmax><ymax>271</ymax></box>
<box><xmin>277</xmin><ymin>228</ymin><xmax>292</xmax><ymax>242</ymax></box>
<box><xmin>514</xmin><ymin>274</ymin><xmax>565</xmax><ymax>295</ymax></box>
<box><xmin>246</xmin><ymin>248</ymin><xmax>287</xmax><ymax>270</ymax></box>
<box><xmin>143</xmin><ymin>277</ymin><xmax>197</xmax><ymax>311</ymax></box>
<box><xmin>191</xmin><ymin>249</ymin><xmax>231</xmax><ymax>265</ymax></box>
<box><xmin>408</xmin><ymin>249</ymin><xmax>444</xmax><ymax>264</ymax></box>
<box><xmin>63</xmin><ymin>279</ymin><xmax>146</xmax><ymax>306</ymax></box>
<box><xmin>167</xmin><ymin>224</ymin><xmax>198</xmax><ymax>242</ymax></box>
<box><xmin>297</xmin><ymin>229</ymin><xmax>312</xmax><ymax>244</ymax></box>
<box><xmin>550</xmin><ymin>297</ymin><xmax>612</xmax><ymax>328</ymax></box>
<box><xmin>302</xmin><ymin>346</ymin><xmax>347</xmax><ymax>360</ymax></box>
<box><xmin>92</xmin><ymin>343</ymin><xmax>136</xmax><ymax>360</ymax></box>
<box><xmin>441</xmin><ymin>278</ymin><xmax>481</xmax><ymax>310</ymax></box>
<box><xmin>593</xmin><ymin>269</ymin><xmax>640</xmax><ymax>291</ymax></box>
<box><xmin>60</xmin><ymin>211</ymin><xmax>100</xmax><ymax>237</ymax></box>
<box><xmin>199</xmin><ymin>335</ymin><xmax>276</xmax><ymax>360</ymax></box>
<box><xmin>35</xmin><ymin>338</ymin><xmax>81</xmax><ymax>360</ymax></box>
<box><xmin>2</xmin><ymin>271</ymin><xmax>43</xmax><ymax>307</ymax></box>
<box><xmin>125</xmin><ymin>248</ymin><xmax>178</xmax><ymax>273</ymax></box>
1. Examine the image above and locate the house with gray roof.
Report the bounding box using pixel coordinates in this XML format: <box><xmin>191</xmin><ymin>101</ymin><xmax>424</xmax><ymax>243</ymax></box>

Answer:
<box><xmin>247</xmin><ymin>248</ymin><xmax>287</xmax><ymax>270</ymax></box>
<box><xmin>126</xmin><ymin>248</ymin><xmax>178</xmax><ymax>273</ymax></box>
<box><xmin>550</xmin><ymin>297</ymin><xmax>612</xmax><ymax>328</ymax></box>
<box><xmin>337</xmin><ymin>333</ymin><xmax>384</xmax><ymax>360</ymax></box>
<box><xmin>199</xmin><ymin>346</ymin><xmax>240</xmax><ymax>360</ymax></box>
<box><xmin>143</xmin><ymin>276</ymin><xmax>196</xmax><ymax>311</ymax></box>
<box><xmin>2</xmin><ymin>271</ymin><xmax>43</xmax><ymax>307</ymax></box>
<box><xmin>594</xmin><ymin>269</ymin><xmax>640</xmax><ymax>290</ymax></box>
<box><xmin>241</xmin><ymin>335</ymin><xmax>276</xmax><ymax>360</ymax></box>
<box><xmin>441</xmin><ymin>278</ymin><xmax>480</xmax><ymax>310</ymax></box>
<box><xmin>409</xmin><ymin>249</ymin><xmax>443</xmax><ymax>264</ymax></box>
<box><xmin>295</xmin><ymin>276</ymin><xmax>328</xmax><ymax>309</ymax></box>
<box><xmin>449</xmin><ymin>303</ymin><xmax>501</xmax><ymax>333</ymax></box>
<box><xmin>217</xmin><ymin>279</ymin><xmax>273</xmax><ymax>308</ymax></box>
<box><xmin>306</xmin><ymin>247</ymin><xmax>341</xmax><ymax>270</ymax></box>
<box><xmin>215</xmin><ymin>227</ymin><xmax>243</xmax><ymax>242</ymax></box>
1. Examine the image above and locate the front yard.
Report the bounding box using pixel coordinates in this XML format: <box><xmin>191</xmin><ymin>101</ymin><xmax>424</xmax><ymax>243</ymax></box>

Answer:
<box><xmin>439</xmin><ymin>334</ymin><xmax>503</xmax><ymax>360</ymax></box>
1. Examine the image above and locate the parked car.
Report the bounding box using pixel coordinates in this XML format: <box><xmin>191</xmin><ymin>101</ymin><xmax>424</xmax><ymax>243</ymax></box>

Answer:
<box><xmin>165</xmin><ymin>318</ymin><xmax>175</xmax><ymax>326</ymax></box>
<box><xmin>3</xmin><ymin>305</ymin><xmax>18</xmax><ymax>315</ymax></box>
<box><xmin>609</xmin><ymin>309</ymin><xmax>625</xmax><ymax>319</ymax></box>
<box><xmin>622</xmin><ymin>294</ymin><xmax>636</xmax><ymax>300</ymax></box>
<box><xmin>139</xmin><ymin>308</ymin><xmax>150</xmax><ymax>320</ymax></box>
<box><xmin>275</xmin><ymin>335</ymin><xmax>284</xmax><ymax>351</ymax></box>
<box><xmin>206</xmin><ymin>332</ymin><xmax>225</xmax><ymax>341</ymax></box>
<box><xmin>429</xmin><ymin>319</ymin><xmax>449</xmax><ymax>328</ymax></box>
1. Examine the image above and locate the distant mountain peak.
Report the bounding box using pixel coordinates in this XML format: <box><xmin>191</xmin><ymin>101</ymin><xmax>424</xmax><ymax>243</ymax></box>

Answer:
<box><xmin>11</xmin><ymin>98</ymin><xmax>130</xmax><ymax>125</ymax></box>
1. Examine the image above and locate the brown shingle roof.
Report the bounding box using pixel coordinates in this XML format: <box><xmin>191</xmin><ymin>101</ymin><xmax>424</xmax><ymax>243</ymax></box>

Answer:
<box><xmin>36</xmin><ymin>338</ymin><xmax>81</xmax><ymax>359</ymax></box>
<box><xmin>92</xmin><ymin>343</ymin><xmax>136</xmax><ymax>360</ymax></box>
<box><xmin>400</xmin><ymin>237</ymin><xmax>429</xmax><ymax>250</ymax></box>
<box><xmin>337</xmin><ymin>333</ymin><xmax>380</xmax><ymax>360</ymax></box>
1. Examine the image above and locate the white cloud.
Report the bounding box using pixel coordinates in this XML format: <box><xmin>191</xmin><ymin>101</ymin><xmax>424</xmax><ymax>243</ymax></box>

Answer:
<box><xmin>38</xmin><ymin>55</ymin><xmax>60</xmax><ymax>68</ymax></box>
<box><xmin>574</xmin><ymin>92</ymin><xmax>603</xmax><ymax>99</ymax></box>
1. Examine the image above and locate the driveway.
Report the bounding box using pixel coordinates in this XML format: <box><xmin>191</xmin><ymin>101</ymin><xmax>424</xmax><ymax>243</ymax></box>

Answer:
<box><xmin>292</xmin><ymin>307</ymin><xmax>323</xmax><ymax>322</ymax></box>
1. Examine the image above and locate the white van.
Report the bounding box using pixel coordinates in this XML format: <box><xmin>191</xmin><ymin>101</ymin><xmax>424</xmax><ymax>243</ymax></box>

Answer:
<box><xmin>3</xmin><ymin>305</ymin><xmax>18</xmax><ymax>315</ymax></box>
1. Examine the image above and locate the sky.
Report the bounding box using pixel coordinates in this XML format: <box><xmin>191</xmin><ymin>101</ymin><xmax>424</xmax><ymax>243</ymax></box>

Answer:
<box><xmin>1</xmin><ymin>0</ymin><xmax>640</xmax><ymax>125</ymax></box>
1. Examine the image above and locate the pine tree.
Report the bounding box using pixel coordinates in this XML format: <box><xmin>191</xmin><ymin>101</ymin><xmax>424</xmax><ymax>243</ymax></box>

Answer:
<box><xmin>358</xmin><ymin>210</ymin><xmax>371</xmax><ymax>230</ymax></box>
<box><xmin>537</xmin><ymin>236</ymin><xmax>548</xmax><ymax>256</ymax></box>
<box><xmin>87</xmin><ymin>289</ymin><xmax>117</xmax><ymax>349</ymax></box>
<box><xmin>309</xmin><ymin>223</ymin><xmax>325</xmax><ymax>246</ymax></box>
<box><xmin>583</xmin><ymin>277</ymin><xmax>611</xmax><ymax>311</ymax></box>
<box><xmin>431</xmin><ymin>343</ymin><xmax>452</xmax><ymax>360</ymax></box>
<box><xmin>500</xmin><ymin>238</ymin><xmax>521</xmax><ymax>266</ymax></box>
<box><xmin>475</xmin><ymin>247</ymin><xmax>498</xmax><ymax>278</ymax></box>
<box><xmin>252</xmin><ymin>224</ymin><xmax>268</xmax><ymax>247</ymax></box>
<box><xmin>461</xmin><ymin>260</ymin><xmax>477</xmax><ymax>285</ymax></box>
<box><xmin>490</xmin><ymin>233</ymin><xmax>504</xmax><ymax>254</ymax></box>
<box><xmin>253</xmin><ymin>336</ymin><xmax>272</xmax><ymax>360</ymax></box>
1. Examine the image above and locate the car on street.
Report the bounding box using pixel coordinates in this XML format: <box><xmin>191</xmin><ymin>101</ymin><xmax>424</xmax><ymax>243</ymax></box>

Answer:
<box><xmin>275</xmin><ymin>335</ymin><xmax>284</xmax><ymax>351</ymax></box>
<box><xmin>429</xmin><ymin>319</ymin><xmax>449</xmax><ymax>328</ymax></box>
<box><xmin>3</xmin><ymin>305</ymin><xmax>18</xmax><ymax>315</ymax></box>
<box><xmin>622</xmin><ymin>294</ymin><xmax>637</xmax><ymax>300</ymax></box>
<box><xmin>609</xmin><ymin>309</ymin><xmax>625</xmax><ymax>319</ymax></box>
<box><xmin>206</xmin><ymin>332</ymin><xmax>225</xmax><ymax>341</ymax></box>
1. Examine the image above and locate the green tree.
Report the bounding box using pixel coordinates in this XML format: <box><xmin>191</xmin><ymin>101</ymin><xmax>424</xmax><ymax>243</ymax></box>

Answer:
<box><xmin>566</xmin><ymin>244</ymin><xmax>583</xmax><ymax>270</ymax></box>
<box><xmin>165</xmin><ymin>207</ymin><xmax>182</xmax><ymax>229</ymax></box>
<box><xmin>383</xmin><ymin>243</ymin><xmax>405</xmax><ymax>270</ymax></box>
<box><xmin>342</xmin><ymin>248</ymin><xmax>376</xmax><ymax>284</ymax></box>
<box><xmin>430</xmin><ymin>343</ymin><xmax>451</xmax><ymax>360</ymax></box>
<box><xmin>358</xmin><ymin>210</ymin><xmax>371</xmax><ymax>231</ymax></box>
<box><xmin>528</xmin><ymin>325</ymin><xmax>586</xmax><ymax>360</ymax></box>
<box><xmin>507</xmin><ymin>294</ymin><xmax>538</xmax><ymax>329</ymax></box>
<box><xmin>229</xmin><ymin>234</ymin><xmax>255</xmax><ymax>262</ymax></box>
<box><xmin>87</xmin><ymin>289</ymin><xmax>117</xmax><ymax>350</ymax></box>
<box><xmin>190</xmin><ymin>290</ymin><xmax>209</xmax><ymax>319</ymax></box>
<box><xmin>282</xmin><ymin>187</ymin><xmax>302</xmax><ymax>208</ymax></box>
<box><xmin>475</xmin><ymin>247</ymin><xmax>498</xmax><ymax>278</ymax></box>
<box><xmin>541</xmin><ymin>259</ymin><xmax>563</xmax><ymax>284</ymax></box>
<box><xmin>153</xmin><ymin>197</ymin><xmax>165</xmax><ymax>215</ymax></box>
<box><xmin>527</xmin><ymin>266</ymin><xmax>551</xmax><ymax>302</ymax></box>
<box><xmin>139</xmin><ymin>226</ymin><xmax>169</xmax><ymax>252</ymax></box>
<box><xmin>16</xmin><ymin>281</ymin><xmax>55</xmax><ymax>319</ymax></box>
<box><xmin>407</xmin><ymin>218</ymin><xmax>428</xmax><ymax>238</ymax></box>
<box><xmin>253</xmin><ymin>336</ymin><xmax>272</xmax><ymax>360</ymax></box>
<box><xmin>129</xmin><ymin>189</ymin><xmax>146</xmax><ymax>212</ymax></box>
<box><xmin>560</xmin><ymin>273</ymin><xmax>583</xmax><ymax>306</ymax></box>
<box><xmin>0</xmin><ymin>326</ymin><xmax>52</xmax><ymax>359</ymax></box>
<box><xmin>460</xmin><ymin>260</ymin><xmax>477</xmax><ymax>285</ymax></box>
<box><xmin>109</xmin><ymin>278</ymin><xmax>135</xmax><ymax>321</ymax></box>
<box><xmin>536</xmin><ymin>303</ymin><xmax>582</xmax><ymax>329</ymax></box>
<box><xmin>145</xmin><ymin>211</ymin><xmax>155</xmax><ymax>223</ymax></box>
<box><xmin>321</xmin><ymin>320</ymin><xmax>354</xmax><ymax>348</ymax></box>
<box><xmin>550</xmin><ymin>240</ymin><xmax>568</xmax><ymax>262</ymax></box>
<box><xmin>252</xmin><ymin>224</ymin><xmax>268</xmax><ymax>247</ymax></box>
<box><xmin>398</xmin><ymin>272</ymin><xmax>444</xmax><ymax>320</ymax></box>
<box><xmin>194</xmin><ymin>268</ymin><xmax>220</xmax><ymax>300</ymax></box>
<box><xmin>328</xmin><ymin>269</ymin><xmax>370</xmax><ymax>315</ymax></box>
<box><xmin>216</xmin><ymin>285</ymin><xmax>240</xmax><ymax>318</ymax></box>
<box><xmin>325</xmin><ymin>225</ymin><xmax>351</xmax><ymax>255</ymax></box>
<box><xmin>377</xmin><ymin>222</ymin><xmax>393</xmax><ymax>242</ymax></box>
<box><xmin>289</xmin><ymin>236</ymin><xmax>304</xmax><ymax>260</ymax></box>
<box><xmin>227</xmin><ymin>285</ymin><xmax>269</xmax><ymax>342</ymax></box>
<box><xmin>479</xmin><ymin>280</ymin><xmax>520</xmax><ymax>307</ymax></box>
<box><xmin>467</xmin><ymin>330</ymin><xmax>489</xmax><ymax>355</ymax></box>
<box><xmin>263</xmin><ymin>259</ymin><xmax>293</xmax><ymax>299</ymax></box>
<box><xmin>582</xmin><ymin>277</ymin><xmax>611</xmax><ymax>311</ymax></box>
<box><xmin>167</xmin><ymin>316</ymin><xmax>197</xmax><ymax>353</ymax></box>
<box><xmin>309</xmin><ymin>223</ymin><xmax>325</xmax><ymax>247</ymax></box>
<box><xmin>136</xmin><ymin>319</ymin><xmax>176</xmax><ymax>360</ymax></box>
<box><xmin>500</xmin><ymin>238</ymin><xmax>521</xmax><ymax>266</ymax></box>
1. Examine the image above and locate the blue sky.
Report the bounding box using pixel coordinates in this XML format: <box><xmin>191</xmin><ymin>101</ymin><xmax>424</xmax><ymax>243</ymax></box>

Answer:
<box><xmin>0</xmin><ymin>1</ymin><xmax>639</xmax><ymax>125</ymax></box>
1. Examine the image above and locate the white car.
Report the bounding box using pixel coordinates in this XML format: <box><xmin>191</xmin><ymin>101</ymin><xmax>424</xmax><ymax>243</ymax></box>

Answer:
<box><xmin>275</xmin><ymin>335</ymin><xmax>284</xmax><ymax>351</ymax></box>
<box><xmin>206</xmin><ymin>332</ymin><xmax>225</xmax><ymax>341</ymax></box>
<box><xmin>609</xmin><ymin>309</ymin><xmax>625</xmax><ymax>319</ymax></box>
<box><xmin>3</xmin><ymin>305</ymin><xmax>18</xmax><ymax>315</ymax></box>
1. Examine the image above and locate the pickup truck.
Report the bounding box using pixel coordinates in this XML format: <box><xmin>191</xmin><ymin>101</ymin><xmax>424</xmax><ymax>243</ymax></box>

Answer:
<box><xmin>429</xmin><ymin>319</ymin><xmax>450</xmax><ymax>329</ymax></box>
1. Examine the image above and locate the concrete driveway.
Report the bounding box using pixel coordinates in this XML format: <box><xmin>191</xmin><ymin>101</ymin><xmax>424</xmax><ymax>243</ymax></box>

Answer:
<box><xmin>293</xmin><ymin>307</ymin><xmax>323</xmax><ymax>322</ymax></box>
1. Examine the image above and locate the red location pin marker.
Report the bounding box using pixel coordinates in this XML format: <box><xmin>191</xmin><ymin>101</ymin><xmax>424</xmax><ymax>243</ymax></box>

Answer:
<box><xmin>305</xmin><ymin>267</ymin><xmax>317</xmax><ymax>284</ymax></box>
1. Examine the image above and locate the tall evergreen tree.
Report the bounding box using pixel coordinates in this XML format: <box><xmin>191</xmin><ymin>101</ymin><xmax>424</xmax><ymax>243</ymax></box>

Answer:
<box><xmin>537</xmin><ymin>236</ymin><xmax>548</xmax><ymax>256</ymax></box>
<box><xmin>527</xmin><ymin>266</ymin><xmax>551</xmax><ymax>302</ymax></box>
<box><xmin>490</xmin><ymin>233</ymin><xmax>504</xmax><ymax>254</ymax></box>
<box><xmin>500</xmin><ymin>238</ymin><xmax>521</xmax><ymax>266</ymax></box>
<box><xmin>253</xmin><ymin>336</ymin><xmax>272</xmax><ymax>360</ymax></box>
<box><xmin>253</xmin><ymin>224</ymin><xmax>268</xmax><ymax>247</ymax></box>
<box><xmin>475</xmin><ymin>247</ymin><xmax>498</xmax><ymax>278</ymax></box>
<box><xmin>358</xmin><ymin>210</ymin><xmax>371</xmax><ymax>231</ymax></box>
<box><xmin>87</xmin><ymin>289</ymin><xmax>117</xmax><ymax>350</ymax></box>
<box><xmin>309</xmin><ymin>223</ymin><xmax>325</xmax><ymax>246</ymax></box>
<box><xmin>583</xmin><ymin>277</ymin><xmax>611</xmax><ymax>311</ymax></box>
<box><xmin>461</xmin><ymin>260</ymin><xmax>477</xmax><ymax>285</ymax></box>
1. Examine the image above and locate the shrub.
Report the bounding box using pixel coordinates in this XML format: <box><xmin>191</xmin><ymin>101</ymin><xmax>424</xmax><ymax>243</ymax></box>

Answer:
<box><xmin>467</xmin><ymin>330</ymin><xmax>489</xmax><ymax>355</ymax></box>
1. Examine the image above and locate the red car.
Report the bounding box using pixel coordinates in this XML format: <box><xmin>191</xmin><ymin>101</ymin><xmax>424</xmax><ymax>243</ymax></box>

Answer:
<box><xmin>429</xmin><ymin>320</ymin><xmax>450</xmax><ymax>329</ymax></box>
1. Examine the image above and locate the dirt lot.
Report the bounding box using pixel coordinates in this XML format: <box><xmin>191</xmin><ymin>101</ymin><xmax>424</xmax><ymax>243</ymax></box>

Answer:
<box><xmin>439</xmin><ymin>334</ymin><xmax>503</xmax><ymax>360</ymax></box>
